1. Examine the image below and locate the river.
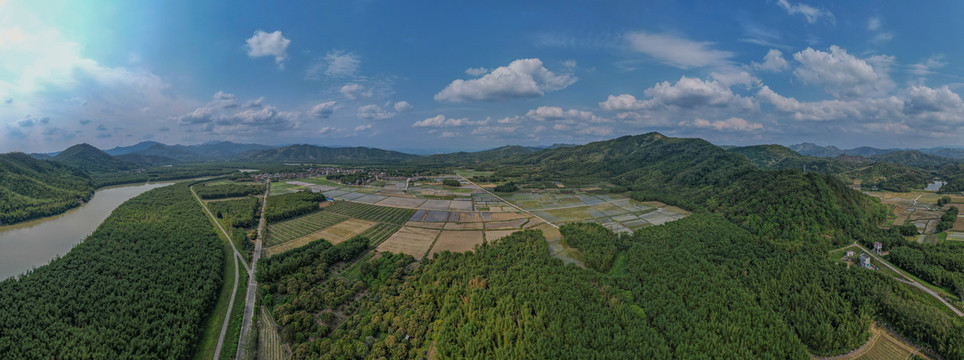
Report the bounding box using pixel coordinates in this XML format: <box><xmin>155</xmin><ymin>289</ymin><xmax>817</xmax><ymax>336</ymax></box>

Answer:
<box><xmin>0</xmin><ymin>182</ymin><xmax>174</xmax><ymax>280</ymax></box>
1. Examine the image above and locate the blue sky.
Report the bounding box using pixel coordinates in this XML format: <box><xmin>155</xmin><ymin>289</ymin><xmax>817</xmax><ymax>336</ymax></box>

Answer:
<box><xmin>2</xmin><ymin>0</ymin><xmax>964</xmax><ymax>153</ymax></box>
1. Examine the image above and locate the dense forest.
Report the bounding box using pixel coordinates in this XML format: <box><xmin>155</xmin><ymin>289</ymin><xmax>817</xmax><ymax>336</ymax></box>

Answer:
<box><xmin>0</xmin><ymin>182</ymin><xmax>224</xmax><ymax>359</ymax></box>
<box><xmin>0</xmin><ymin>152</ymin><xmax>93</xmax><ymax>225</ymax></box>
<box><xmin>209</xmin><ymin>197</ymin><xmax>261</xmax><ymax>228</ymax></box>
<box><xmin>264</xmin><ymin>191</ymin><xmax>327</xmax><ymax>223</ymax></box>
<box><xmin>195</xmin><ymin>183</ymin><xmax>266</xmax><ymax>199</ymax></box>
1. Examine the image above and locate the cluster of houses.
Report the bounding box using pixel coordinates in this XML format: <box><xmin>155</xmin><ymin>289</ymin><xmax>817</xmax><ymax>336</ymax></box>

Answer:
<box><xmin>251</xmin><ymin>167</ymin><xmax>364</xmax><ymax>182</ymax></box>
<box><xmin>842</xmin><ymin>242</ymin><xmax>883</xmax><ymax>270</ymax></box>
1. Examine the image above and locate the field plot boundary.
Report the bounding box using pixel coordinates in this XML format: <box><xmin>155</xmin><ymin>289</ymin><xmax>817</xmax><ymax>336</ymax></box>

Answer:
<box><xmin>258</xmin><ymin>305</ymin><xmax>288</xmax><ymax>360</ymax></box>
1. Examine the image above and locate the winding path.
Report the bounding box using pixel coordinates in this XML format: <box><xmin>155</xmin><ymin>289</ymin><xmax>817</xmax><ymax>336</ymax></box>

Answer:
<box><xmin>843</xmin><ymin>242</ymin><xmax>963</xmax><ymax>317</ymax></box>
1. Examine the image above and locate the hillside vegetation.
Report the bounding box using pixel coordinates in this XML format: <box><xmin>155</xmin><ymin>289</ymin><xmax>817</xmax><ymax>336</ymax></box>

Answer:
<box><xmin>0</xmin><ymin>153</ymin><xmax>93</xmax><ymax>225</ymax></box>
<box><xmin>51</xmin><ymin>143</ymin><xmax>135</xmax><ymax>172</ymax></box>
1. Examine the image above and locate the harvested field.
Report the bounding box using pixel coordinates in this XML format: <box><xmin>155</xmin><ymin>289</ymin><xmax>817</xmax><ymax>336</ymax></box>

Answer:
<box><xmin>458</xmin><ymin>213</ymin><xmax>483</xmax><ymax>222</ymax></box>
<box><xmin>375</xmin><ymin>196</ymin><xmax>426</xmax><ymax>208</ymax></box>
<box><xmin>449</xmin><ymin>200</ymin><xmax>474</xmax><ymax>211</ymax></box>
<box><xmin>429</xmin><ymin>231</ymin><xmax>484</xmax><ymax>256</ymax></box>
<box><xmin>407</xmin><ymin>221</ymin><xmax>445</xmax><ymax>229</ymax></box>
<box><xmin>355</xmin><ymin>223</ymin><xmax>401</xmax><ymax>246</ymax></box>
<box><xmin>853</xmin><ymin>327</ymin><xmax>927</xmax><ymax>360</ymax></box>
<box><xmin>486</xmin><ymin>212</ymin><xmax>529</xmax><ymax>221</ymax></box>
<box><xmin>376</xmin><ymin>226</ymin><xmax>440</xmax><ymax>259</ymax></box>
<box><xmin>265</xmin><ymin>219</ymin><xmax>375</xmax><ymax>257</ymax></box>
<box><xmin>444</xmin><ymin>222</ymin><xmax>485</xmax><ymax>230</ymax></box>
<box><xmin>266</xmin><ymin>211</ymin><xmax>349</xmax><ymax>246</ymax></box>
<box><xmin>485</xmin><ymin>230</ymin><xmax>520</xmax><ymax>242</ymax></box>
<box><xmin>418</xmin><ymin>200</ymin><xmax>451</xmax><ymax>210</ymax></box>
<box><xmin>485</xmin><ymin>219</ymin><xmax>529</xmax><ymax>230</ymax></box>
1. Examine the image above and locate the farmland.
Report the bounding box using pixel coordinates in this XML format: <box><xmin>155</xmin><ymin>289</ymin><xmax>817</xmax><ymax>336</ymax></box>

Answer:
<box><xmin>207</xmin><ymin>197</ymin><xmax>260</xmax><ymax>229</ymax></box>
<box><xmin>323</xmin><ymin>200</ymin><xmax>415</xmax><ymax>224</ymax></box>
<box><xmin>258</xmin><ymin>306</ymin><xmax>288</xmax><ymax>360</ymax></box>
<box><xmin>266</xmin><ymin>211</ymin><xmax>348</xmax><ymax>246</ymax></box>
<box><xmin>264</xmin><ymin>218</ymin><xmax>375</xmax><ymax>257</ymax></box>
<box><xmin>356</xmin><ymin>222</ymin><xmax>402</xmax><ymax>246</ymax></box>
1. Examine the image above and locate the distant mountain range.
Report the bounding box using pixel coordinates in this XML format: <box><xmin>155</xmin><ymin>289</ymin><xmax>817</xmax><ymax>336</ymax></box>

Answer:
<box><xmin>787</xmin><ymin>142</ymin><xmax>964</xmax><ymax>159</ymax></box>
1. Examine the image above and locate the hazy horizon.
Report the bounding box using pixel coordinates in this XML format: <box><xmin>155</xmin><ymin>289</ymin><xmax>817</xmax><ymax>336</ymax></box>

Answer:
<box><xmin>4</xmin><ymin>0</ymin><xmax>964</xmax><ymax>153</ymax></box>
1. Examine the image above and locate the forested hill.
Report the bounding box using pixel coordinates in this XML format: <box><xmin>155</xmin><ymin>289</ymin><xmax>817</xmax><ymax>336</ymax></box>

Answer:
<box><xmin>242</xmin><ymin>144</ymin><xmax>418</xmax><ymax>163</ymax></box>
<box><xmin>0</xmin><ymin>152</ymin><xmax>93</xmax><ymax>225</ymax></box>
<box><xmin>483</xmin><ymin>132</ymin><xmax>886</xmax><ymax>246</ymax></box>
<box><xmin>51</xmin><ymin>143</ymin><xmax>136</xmax><ymax>172</ymax></box>
<box><xmin>416</xmin><ymin>145</ymin><xmax>535</xmax><ymax>164</ymax></box>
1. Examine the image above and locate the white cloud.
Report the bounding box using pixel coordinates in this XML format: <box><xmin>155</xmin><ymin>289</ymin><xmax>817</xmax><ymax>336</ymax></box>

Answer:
<box><xmin>173</xmin><ymin>92</ymin><xmax>299</xmax><ymax>133</ymax></box>
<box><xmin>752</xmin><ymin>49</ymin><xmax>789</xmax><ymax>72</ymax></box>
<box><xmin>440</xmin><ymin>131</ymin><xmax>460</xmax><ymax>138</ymax></box>
<box><xmin>471</xmin><ymin>125</ymin><xmax>520</xmax><ymax>135</ymax></box>
<box><xmin>525</xmin><ymin>106</ymin><xmax>607</xmax><ymax>123</ymax></box>
<box><xmin>624</xmin><ymin>31</ymin><xmax>733</xmax><ymax>69</ymax></box>
<box><xmin>354</xmin><ymin>124</ymin><xmax>373</xmax><ymax>132</ymax></box>
<box><xmin>599</xmin><ymin>76</ymin><xmax>756</xmax><ymax>112</ymax></box>
<box><xmin>306</xmin><ymin>50</ymin><xmax>360</xmax><ymax>79</ymax></box>
<box><xmin>757</xmin><ymin>85</ymin><xmax>903</xmax><ymax>121</ymax></box>
<box><xmin>679</xmin><ymin>117</ymin><xmax>762</xmax><ymax>132</ymax></box>
<box><xmin>910</xmin><ymin>55</ymin><xmax>946</xmax><ymax>76</ymax></box>
<box><xmin>308</xmin><ymin>101</ymin><xmax>337</xmax><ymax>119</ymax></box>
<box><xmin>245</xmin><ymin>30</ymin><xmax>291</xmax><ymax>68</ymax></box>
<box><xmin>576</xmin><ymin>126</ymin><xmax>614</xmax><ymax>136</ymax></box>
<box><xmin>904</xmin><ymin>85</ymin><xmax>964</xmax><ymax>116</ymax></box>
<box><xmin>562</xmin><ymin>59</ymin><xmax>577</xmax><ymax>71</ymax></box>
<box><xmin>710</xmin><ymin>67</ymin><xmax>760</xmax><ymax>87</ymax></box>
<box><xmin>340</xmin><ymin>83</ymin><xmax>373</xmax><ymax>99</ymax></box>
<box><xmin>412</xmin><ymin>114</ymin><xmax>481</xmax><ymax>128</ymax></box>
<box><xmin>434</xmin><ymin>58</ymin><xmax>576</xmax><ymax>102</ymax></box>
<box><xmin>357</xmin><ymin>103</ymin><xmax>396</xmax><ymax>120</ymax></box>
<box><xmin>393</xmin><ymin>101</ymin><xmax>413</xmax><ymax>112</ymax></box>
<box><xmin>775</xmin><ymin>0</ymin><xmax>834</xmax><ymax>24</ymax></box>
<box><xmin>465</xmin><ymin>67</ymin><xmax>488</xmax><ymax>76</ymax></box>
<box><xmin>792</xmin><ymin>45</ymin><xmax>895</xmax><ymax>98</ymax></box>
<box><xmin>867</xmin><ymin>16</ymin><xmax>882</xmax><ymax>31</ymax></box>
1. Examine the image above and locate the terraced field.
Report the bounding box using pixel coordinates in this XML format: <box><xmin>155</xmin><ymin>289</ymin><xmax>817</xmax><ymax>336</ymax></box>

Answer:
<box><xmin>855</xmin><ymin>330</ymin><xmax>922</xmax><ymax>359</ymax></box>
<box><xmin>324</xmin><ymin>201</ymin><xmax>415</xmax><ymax>225</ymax></box>
<box><xmin>266</xmin><ymin>211</ymin><xmax>348</xmax><ymax>246</ymax></box>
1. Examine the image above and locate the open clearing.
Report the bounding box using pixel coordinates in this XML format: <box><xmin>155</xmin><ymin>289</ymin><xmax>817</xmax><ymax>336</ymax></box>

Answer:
<box><xmin>813</xmin><ymin>323</ymin><xmax>927</xmax><ymax>360</ymax></box>
<box><xmin>376</xmin><ymin>226</ymin><xmax>440</xmax><ymax>259</ymax></box>
<box><xmin>265</xmin><ymin>218</ymin><xmax>375</xmax><ymax>257</ymax></box>
<box><xmin>266</xmin><ymin>211</ymin><xmax>348</xmax><ymax>246</ymax></box>
<box><xmin>867</xmin><ymin>190</ymin><xmax>963</xmax><ymax>233</ymax></box>
<box><xmin>430</xmin><ymin>231</ymin><xmax>484</xmax><ymax>256</ymax></box>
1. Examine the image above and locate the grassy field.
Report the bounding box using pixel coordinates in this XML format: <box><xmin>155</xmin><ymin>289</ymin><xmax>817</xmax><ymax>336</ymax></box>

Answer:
<box><xmin>219</xmin><ymin>269</ymin><xmax>247</xmax><ymax>360</ymax></box>
<box><xmin>266</xmin><ymin>211</ymin><xmax>349</xmax><ymax>246</ymax></box>
<box><xmin>294</xmin><ymin>176</ymin><xmax>343</xmax><ymax>187</ymax></box>
<box><xmin>854</xmin><ymin>327</ymin><xmax>926</xmax><ymax>360</ymax></box>
<box><xmin>265</xmin><ymin>219</ymin><xmax>375</xmax><ymax>257</ymax></box>
<box><xmin>324</xmin><ymin>201</ymin><xmax>416</xmax><ymax>225</ymax></box>
<box><xmin>268</xmin><ymin>182</ymin><xmax>303</xmax><ymax>196</ymax></box>
<box><xmin>258</xmin><ymin>305</ymin><xmax>287</xmax><ymax>360</ymax></box>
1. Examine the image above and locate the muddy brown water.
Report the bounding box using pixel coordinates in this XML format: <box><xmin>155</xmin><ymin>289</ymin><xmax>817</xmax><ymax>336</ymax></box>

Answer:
<box><xmin>0</xmin><ymin>182</ymin><xmax>174</xmax><ymax>280</ymax></box>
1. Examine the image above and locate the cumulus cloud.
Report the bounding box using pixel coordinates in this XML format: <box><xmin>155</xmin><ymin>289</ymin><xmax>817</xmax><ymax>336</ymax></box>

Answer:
<box><xmin>471</xmin><ymin>125</ymin><xmax>520</xmax><ymax>135</ymax></box>
<box><xmin>357</xmin><ymin>104</ymin><xmax>396</xmax><ymax>120</ymax></box>
<box><xmin>307</xmin><ymin>50</ymin><xmax>360</xmax><ymax>79</ymax></box>
<box><xmin>792</xmin><ymin>45</ymin><xmax>895</xmax><ymax>98</ymax></box>
<box><xmin>412</xmin><ymin>114</ymin><xmax>481</xmax><ymax>128</ymax></box>
<box><xmin>465</xmin><ymin>67</ymin><xmax>488</xmax><ymax>76</ymax></box>
<box><xmin>393</xmin><ymin>101</ymin><xmax>413</xmax><ymax>112</ymax></box>
<box><xmin>903</xmin><ymin>85</ymin><xmax>964</xmax><ymax>116</ymax></box>
<box><xmin>525</xmin><ymin>106</ymin><xmax>607</xmax><ymax>123</ymax></box>
<box><xmin>775</xmin><ymin>0</ymin><xmax>834</xmax><ymax>24</ymax></box>
<box><xmin>245</xmin><ymin>30</ymin><xmax>291</xmax><ymax>68</ymax></box>
<box><xmin>309</xmin><ymin>101</ymin><xmax>337</xmax><ymax>119</ymax></box>
<box><xmin>757</xmin><ymin>85</ymin><xmax>903</xmax><ymax>122</ymax></box>
<box><xmin>624</xmin><ymin>31</ymin><xmax>733</xmax><ymax>69</ymax></box>
<box><xmin>910</xmin><ymin>55</ymin><xmax>947</xmax><ymax>76</ymax></box>
<box><xmin>173</xmin><ymin>91</ymin><xmax>299</xmax><ymax>133</ymax></box>
<box><xmin>434</xmin><ymin>58</ymin><xmax>576</xmax><ymax>102</ymax></box>
<box><xmin>752</xmin><ymin>49</ymin><xmax>789</xmax><ymax>72</ymax></box>
<box><xmin>339</xmin><ymin>83</ymin><xmax>373</xmax><ymax>100</ymax></box>
<box><xmin>599</xmin><ymin>76</ymin><xmax>756</xmax><ymax>112</ymax></box>
<box><xmin>679</xmin><ymin>117</ymin><xmax>763</xmax><ymax>132</ymax></box>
